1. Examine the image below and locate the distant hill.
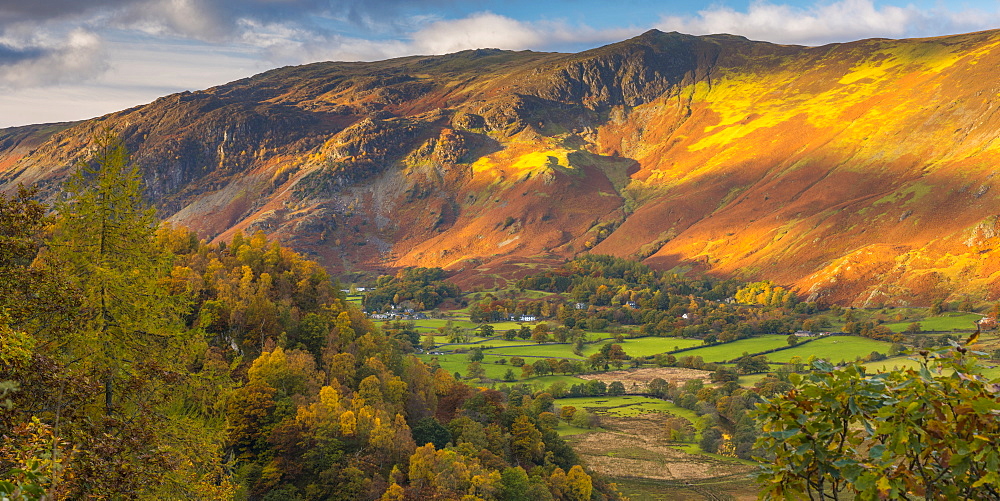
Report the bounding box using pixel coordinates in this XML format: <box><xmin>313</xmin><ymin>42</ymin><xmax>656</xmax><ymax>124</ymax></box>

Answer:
<box><xmin>5</xmin><ymin>29</ymin><xmax>1000</xmax><ymax>306</ymax></box>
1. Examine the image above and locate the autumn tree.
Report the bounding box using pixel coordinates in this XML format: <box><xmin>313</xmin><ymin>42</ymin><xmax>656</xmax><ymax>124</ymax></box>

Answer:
<box><xmin>49</xmin><ymin>130</ymin><xmax>184</xmax><ymax>415</ymax></box>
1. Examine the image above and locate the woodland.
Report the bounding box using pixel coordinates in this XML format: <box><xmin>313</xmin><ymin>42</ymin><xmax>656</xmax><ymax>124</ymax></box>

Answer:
<box><xmin>3</xmin><ymin>133</ymin><xmax>1000</xmax><ymax>501</ymax></box>
<box><xmin>0</xmin><ymin>134</ymin><xmax>617</xmax><ymax>500</ymax></box>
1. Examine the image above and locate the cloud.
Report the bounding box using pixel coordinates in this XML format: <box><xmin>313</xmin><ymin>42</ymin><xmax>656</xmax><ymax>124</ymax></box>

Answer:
<box><xmin>0</xmin><ymin>0</ymin><xmax>451</xmax><ymax>40</ymax></box>
<box><xmin>0</xmin><ymin>29</ymin><xmax>106</xmax><ymax>88</ymax></box>
<box><xmin>0</xmin><ymin>0</ymin><xmax>463</xmax><ymax>88</ymax></box>
<box><xmin>409</xmin><ymin>12</ymin><xmax>637</xmax><ymax>54</ymax></box>
<box><xmin>656</xmin><ymin>0</ymin><xmax>1000</xmax><ymax>46</ymax></box>
<box><xmin>254</xmin><ymin>12</ymin><xmax>639</xmax><ymax>65</ymax></box>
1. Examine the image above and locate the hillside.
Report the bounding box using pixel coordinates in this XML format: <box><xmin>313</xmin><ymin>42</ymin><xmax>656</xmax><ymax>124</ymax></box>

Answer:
<box><xmin>4</xmin><ymin>29</ymin><xmax>1000</xmax><ymax>305</ymax></box>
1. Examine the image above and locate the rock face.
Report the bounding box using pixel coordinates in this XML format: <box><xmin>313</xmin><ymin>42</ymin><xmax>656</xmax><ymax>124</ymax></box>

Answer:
<box><xmin>5</xmin><ymin>29</ymin><xmax>1000</xmax><ymax>305</ymax></box>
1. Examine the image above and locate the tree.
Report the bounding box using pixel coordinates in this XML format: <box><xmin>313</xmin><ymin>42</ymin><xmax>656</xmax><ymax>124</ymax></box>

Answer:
<box><xmin>564</xmin><ymin>465</ymin><xmax>593</xmax><ymax>501</ymax></box>
<box><xmin>468</xmin><ymin>346</ymin><xmax>485</xmax><ymax>362</ymax></box>
<box><xmin>607</xmin><ymin>381</ymin><xmax>626</xmax><ymax>396</ymax></box>
<box><xmin>479</xmin><ymin>324</ymin><xmax>495</xmax><ymax>338</ymax></box>
<box><xmin>734</xmin><ymin>354</ymin><xmax>769</xmax><ymax>374</ymax></box>
<box><xmin>754</xmin><ymin>345</ymin><xmax>1000</xmax><ymax>500</ymax></box>
<box><xmin>466</xmin><ymin>361</ymin><xmax>486</xmax><ymax>379</ymax></box>
<box><xmin>421</xmin><ymin>331</ymin><xmax>435</xmax><ymax>351</ymax></box>
<box><xmin>411</xmin><ymin>417</ymin><xmax>451</xmax><ymax>449</ymax></box>
<box><xmin>49</xmin><ymin>130</ymin><xmax>183</xmax><ymax>415</ymax></box>
<box><xmin>510</xmin><ymin>415</ymin><xmax>544</xmax><ymax>465</ymax></box>
<box><xmin>905</xmin><ymin>322</ymin><xmax>922</xmax><ymax>334</ymax></box>
<box><xmin>710</xmin><ymin>367</ymin><xmax>739</xmax><ymax>384</ymax></box>
<box><xmin>518</xmin><ymin>325</ymin><xmax>531</xmax><ymax>340</ymax></box>
<box><xmin>0</xmin><ymin>185</ymin><xmax>64</xmax><ymax>331</ymax></box>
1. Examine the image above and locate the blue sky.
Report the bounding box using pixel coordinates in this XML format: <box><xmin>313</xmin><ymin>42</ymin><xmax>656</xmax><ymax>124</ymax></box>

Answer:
<box><xmin>1</xmin><ymin>0</ymin><xmax>999</xmax><ymax>127</ymax></box>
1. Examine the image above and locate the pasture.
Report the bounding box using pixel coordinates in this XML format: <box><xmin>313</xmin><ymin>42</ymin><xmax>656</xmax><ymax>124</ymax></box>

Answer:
<box><xmin>885</xmin><ymin>312</ymin><xmax>982</xmax><ymax>332</ymax></box>
<box><xmin>415</xmin><ymin>353</ymin><xmax>513</xmax><ymax>380</ymax></box>
<box><xmin>478</xmin><ymin>336</ymin><xmax>704</xmax><ymax>360</ymax></box>
<box><xmin>768</xmin><ymin>336</ymin><xmax>893</xmax><ymax>363</ymax></box>
<box><xmin>672</xmin><ymin>335</ymin><xmax>789</xmax><ymax>363</ymax></box>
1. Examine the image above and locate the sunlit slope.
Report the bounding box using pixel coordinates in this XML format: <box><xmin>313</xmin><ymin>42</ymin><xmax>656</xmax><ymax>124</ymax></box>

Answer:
<box><xmin>584</xmin><ymin>31</ymin><xmax>1000</xmax><ymax>305</ymax></box>
<box><xmin>3</xmin><ymin>30</ymin><xmax>1000</xmax><ymax>304</ymax></box>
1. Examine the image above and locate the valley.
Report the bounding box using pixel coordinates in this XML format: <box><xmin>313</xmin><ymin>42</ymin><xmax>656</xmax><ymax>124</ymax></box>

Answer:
<box><xmin>359</xmin><ymin>258</ymin><xmax>1000</xmax><ymax>499</ymax></box>
<box><xmin>6</xmin><ymin>26</ymin><xmax>1000</xmax><ymax>500</ymax></box>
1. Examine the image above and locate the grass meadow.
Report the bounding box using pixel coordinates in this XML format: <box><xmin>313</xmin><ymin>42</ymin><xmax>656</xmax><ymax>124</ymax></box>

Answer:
<box><xmin>673</xmin><ymin>335</ymin><xmax>789</xmax><ymax>363</ymax></box>
<box><xmin>884</xmin><ymin>312</ymin><xmax>982</xmax><ymax>332</ymax></box>
<box><xmin>768</xmin><ymin>336</ymin><xmax>893</xmax><ymax>363</ymax></box>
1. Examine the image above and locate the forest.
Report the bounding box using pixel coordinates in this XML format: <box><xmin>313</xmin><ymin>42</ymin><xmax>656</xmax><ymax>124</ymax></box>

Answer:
<box><xmin>0</xmin><ymin>134</ymin><xmax>620</xmax><ymax>500</ymax></box>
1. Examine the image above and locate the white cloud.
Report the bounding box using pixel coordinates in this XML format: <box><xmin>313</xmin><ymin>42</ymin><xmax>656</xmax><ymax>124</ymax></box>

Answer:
<box><xmin>409</xmin><ymin>12</ymin><xmax>638</xmax><ymax>54</ymax></box>
<box><xmin>657</xmin><ymin>0</ymin><xmax>1000</xmax><ymax>46</ymax></box>
<box><xmin>0</xmin><ymin>29</ymin><xmax>107</xmax><ymax>88</ymax></box>
<box><xmin>253</xmin><ymin>12</ymin><xmax>639</xmax><ymax>65</ymax></box>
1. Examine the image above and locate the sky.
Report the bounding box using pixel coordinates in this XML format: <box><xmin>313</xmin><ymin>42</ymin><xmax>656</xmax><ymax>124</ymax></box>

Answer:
<box><xmin>1</xmin><ymin>0</ymin><xmax>999</xmax><ymax>128</ymax></box>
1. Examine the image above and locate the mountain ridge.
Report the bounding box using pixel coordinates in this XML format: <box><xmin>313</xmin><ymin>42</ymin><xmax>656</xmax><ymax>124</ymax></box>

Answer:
<box><xmin>4</xmin><ymin>29</ymin><xmax>1000</xmax><ymax>306</ymax></box>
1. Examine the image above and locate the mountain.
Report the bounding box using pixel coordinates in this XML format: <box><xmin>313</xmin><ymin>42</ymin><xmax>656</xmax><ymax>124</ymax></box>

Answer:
<box><xmin>4</xmin><ymin>29</ymin><xmax>1000</xmax><ymax>306</ymax></box>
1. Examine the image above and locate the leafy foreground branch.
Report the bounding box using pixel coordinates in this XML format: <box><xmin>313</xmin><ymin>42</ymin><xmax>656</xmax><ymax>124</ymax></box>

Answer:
<box><xmin>754</xmin><ymin>338</ymin><xmax>1000</xmax><ymax>500</ymax></box>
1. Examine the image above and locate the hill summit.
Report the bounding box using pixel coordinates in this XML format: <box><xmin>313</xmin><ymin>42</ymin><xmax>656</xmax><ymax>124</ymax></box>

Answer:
<box><xmin>4</xmin><ymin>29</ymin><xmax>1000</xmax><ymax>305</ymax></box>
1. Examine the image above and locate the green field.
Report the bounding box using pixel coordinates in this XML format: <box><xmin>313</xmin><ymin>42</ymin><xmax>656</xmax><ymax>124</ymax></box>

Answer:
<box><xmin>862</xmin><ymin>356</ymin><xmax>924</xmax><ymax>373</ymax></box>
<box><xmin>523</xmin><ymin>374</ymin><xmax>587</xmax><ymax>388</ymax></box>
<box><xmin>412</xmin><ymin>318</ymin><xmax>479</xmax><ymax>330</ymax></box>
<box><xmin>469</xmin><ymin>339</ymin><xmax>541</xmax><ymax>348</ymax></box>
<box><xmin>481</xmin><ymin>343</ymin><xmax>585</xmax><ymax>359</ymax></box>
<box><xmin>584</xmin><ymin>336</ymin><xmax>705</xmax><ymax>358</ymax></box>
<box><xmin>415</xmin><ymin>353</ymin><xmax>514</xmax><ymax>380</ymax></box>
<box><xmin>672</xmin><ymin>335</ymin><xmax>790</xmax><ymax>363</ymax></box>
<box><xmin>555</xmin><ymin>395</ymin><xmax>698</xmax><ymax>419</ymax></box>
<box><xmin>768</xmin><ymin>336</ymin><xmax>893</xmax><ymax>364</ymax></box>
<box><xmin>484</xmin><ymin>321</ymin><xmax>538</xmax><ymax>331</ymax></box>
<box><xmin>738</xmin><ymin>373</ymin><xmax>768</xmax><ymax>387</ymax></box>
<box><xmin>885</xmin><ymin>312</ymin><xmax>982</xmax><ymax>332</ymax></box>
<box><xmin>479</xmin><ymin>336</ymin><xmax>704</xmax><ymax>360</ymax></box>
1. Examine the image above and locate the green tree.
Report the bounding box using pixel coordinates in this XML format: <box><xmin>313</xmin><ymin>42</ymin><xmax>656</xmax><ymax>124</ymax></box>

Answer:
<box><xmin>607</xmin><ymin>381</ymin><xmax>626</xmax><ymax>396</ymax></box>
<box><xmin>50</xmin><ymin>131</ymin><xmax>184</xmax><ymax>415</ymax></box>
<box><xmin>421</xmin><ymin>331</ymin><xmax>436</xmax><ymax>351</ymax></box>
<box><xmin>734</xmin><ymin>354</ymin><xmax>769</xmax><ymax>374</ymax></box>
<box><xmin>468</xmin><ymin>346</ymin><xmax>485</xmax><ymax>362</ymax></box>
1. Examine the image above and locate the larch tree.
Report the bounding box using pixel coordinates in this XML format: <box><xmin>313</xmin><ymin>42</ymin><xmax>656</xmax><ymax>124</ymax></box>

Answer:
<box><xmin>49</xmin><ymin>130</ymin><xmax>184</xmax><ymax>415</ymax></box>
